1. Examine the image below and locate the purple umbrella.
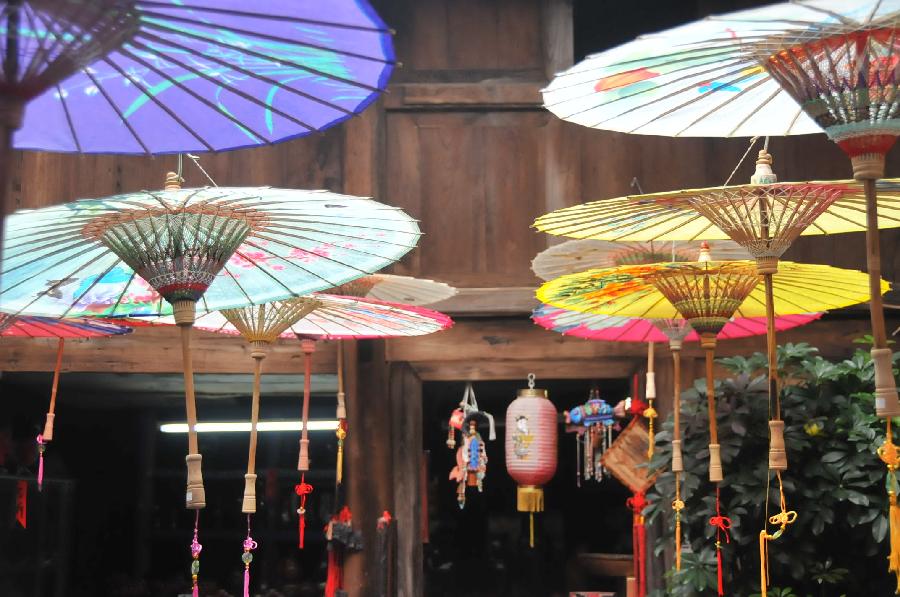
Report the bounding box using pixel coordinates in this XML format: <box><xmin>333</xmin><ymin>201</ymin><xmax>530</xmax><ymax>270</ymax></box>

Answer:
<box><xmin>0</xmin><ymin>0</ymin><xmax>395</xmax><ymax>228</ymax></box>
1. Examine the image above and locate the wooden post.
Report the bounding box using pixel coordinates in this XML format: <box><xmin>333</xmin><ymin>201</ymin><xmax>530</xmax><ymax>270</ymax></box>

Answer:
<box><xmin>390</xmin><ymin>362</ymin><xmax>424</xmax><ymax>596</ymax></box>
<box><xmin>344</xmin><ymin>340</ymin><xmax>394</xmax><ymax>596</ymax></box>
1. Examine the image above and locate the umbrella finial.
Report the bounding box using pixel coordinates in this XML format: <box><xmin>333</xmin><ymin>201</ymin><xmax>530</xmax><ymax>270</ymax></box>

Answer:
<box><xmin>698</xmin><ymin>241</ymin><xmax>712</xmax><ymax>262</ymax></box>
<box><xmin>165</xmin><ymin>171</ymin><xmax>183</xmax><ymax>190</ymax></box>
<box><xmin>750</xmin><ymin>150</ymin><xmax>777</xmax><ymax>185</ymax></box>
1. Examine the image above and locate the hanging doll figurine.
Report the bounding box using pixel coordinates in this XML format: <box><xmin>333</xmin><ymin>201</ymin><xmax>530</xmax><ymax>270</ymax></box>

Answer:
<box><xmin>446</xmin><ymin>382</ymin><xmax>495</xmax><ymax>509</ymax></box>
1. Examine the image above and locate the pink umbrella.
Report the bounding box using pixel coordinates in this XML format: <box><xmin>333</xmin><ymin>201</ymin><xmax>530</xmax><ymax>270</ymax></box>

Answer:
<box><xmin>0</xmin><ymin>314</ymin><xmax>132</xmax><ymax>491</ymax></box>
<box><xmin>532</xmin><ymin>306</ymin><xmax>823</xmax><ymax>343</ymax></box>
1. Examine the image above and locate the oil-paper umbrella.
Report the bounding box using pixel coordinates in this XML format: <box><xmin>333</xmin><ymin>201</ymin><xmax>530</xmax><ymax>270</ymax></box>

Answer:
<box><xmin>531</xmin><ymin>238</ymin><xmax>750</xmax><ymax>281</ymax></box>
<box><xmin>0</xmin><ymin>313</ymin><xmax>131</xmax><ymax>490</ymax></box>
<box><xmin>0</xmin><ymin>1</ymin><xmax>396</xmax><ymax>251</ymax></box>
<box><xmin>531</xmin><ymin>304</ymin><xmax>822</xmax><ymax>571</ymax></box>
<box><xmin>543</xmin><ymin>5</ymin><xmax>900</xmax><ymax>576</ymax></box>
<box><xmin>0</xmin><ymin>176</ymin><xmax>419</xmax><ymax>594</ymax></box>
<box><xmin>538</xmin><ymin>259</ymin><xmax>884</xmax><ymax>595</ymax></box>
<box><xmin>166</xmin><ymin>294</ymin><xmax>451</xmax><ymax>596</ymax></box>
<box><xmin>328</xmin><ymin>274</ymin><xmax>457</xmax><ymax>306</ymax></box>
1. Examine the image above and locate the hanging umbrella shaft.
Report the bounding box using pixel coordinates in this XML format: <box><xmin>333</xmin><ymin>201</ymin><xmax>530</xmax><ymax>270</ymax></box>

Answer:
<box><xmin>865</xmin><ymin>180</ymin><xmax>900</xmax><ymax>417</ymax></box>
<box><xmin>243</xmin><ymin>352</ymin><xmax>264</xmax><ymax>514</ymax></box>
<box><xmin>176</xmin><ymin>302</ymin><xmax>205</xmax><ymax>510</ymax></box>
<box><xmin>705</xmin><ymin>343</ymin><xmax>722</xmax><ymax>483</ymax></box>
<box><xmin>42</xmin><ymin>338</ymin><xmax>65</xmax><ymax>441</ymax></box>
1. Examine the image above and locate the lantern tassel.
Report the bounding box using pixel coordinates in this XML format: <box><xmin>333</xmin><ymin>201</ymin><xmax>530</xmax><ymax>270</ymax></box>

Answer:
<box><xmin>241</xmin><ymin>516</ymin><xmax>257</xmax><ymax>597</ymax></box>
<box><xmin>879</xmin><ymin>418</ymin><xmax>900</xmax><ymax>592</ymax></box>
<box><xmin>529</xmin><ymin>512</ymin><xmax>534</xmax><ymax>548</ymax></box>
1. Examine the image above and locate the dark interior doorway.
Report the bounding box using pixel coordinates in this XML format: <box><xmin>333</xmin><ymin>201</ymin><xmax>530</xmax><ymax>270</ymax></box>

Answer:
<box><xmin>422</xmin><ymin>376</ymin><xmax>634</xmax><ymax>597</ymax></box>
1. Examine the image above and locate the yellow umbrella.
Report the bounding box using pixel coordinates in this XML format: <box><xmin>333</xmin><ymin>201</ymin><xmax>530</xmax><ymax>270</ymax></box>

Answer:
<box><xmin>539</xmin><ymin>258</ymin><xmax>887</xmax><ymax>591</ymax></box>
<box><xmin>537</xmin><ymin>261</ymin><xmax>883</xmax><ymax>321</ymax></box>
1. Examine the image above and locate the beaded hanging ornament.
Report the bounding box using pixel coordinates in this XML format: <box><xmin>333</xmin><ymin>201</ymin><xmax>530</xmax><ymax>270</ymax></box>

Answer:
<box><xmin>564</xmin><ymin>388</ymin><xmax>615</xmax><ymax>486</ymax></box>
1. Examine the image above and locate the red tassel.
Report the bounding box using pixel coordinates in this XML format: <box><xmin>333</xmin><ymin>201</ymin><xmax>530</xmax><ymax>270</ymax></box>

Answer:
<box><xmin>325</xmin><ymin>549</ymin><xmax>342</xmax><ymax>597</ymax></box>
<box><xmin>717</xmin><ymin>547</ymin><xmax>724</xmax><ymax>596</ymax></box>
<box><xmin>15</xmin><ymin>480</ymin><xmax>27</xmax><ymax>528</ymax></box>
<box><xmin>626</xmin><ymin>492</ymin><xmax>648</xmax><ymax>597</ymax></box>
<box><xmin>295</xmin><ymin>474</ymin><xmax>313</xmax><ymax>549</ymax></box>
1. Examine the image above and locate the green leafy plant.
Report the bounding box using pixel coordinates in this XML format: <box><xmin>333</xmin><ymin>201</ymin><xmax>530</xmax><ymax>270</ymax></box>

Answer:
<box><xmin>645</xmin><ymin>342</ymin><xmax>898</xmax><ymax>595</ymax></box>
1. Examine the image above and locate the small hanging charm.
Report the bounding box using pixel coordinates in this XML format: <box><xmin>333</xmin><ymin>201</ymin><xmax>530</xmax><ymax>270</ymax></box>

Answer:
<box><xmin>36</xmin><ymin>435</ymin><xmax>46</xmax><ymax>492</ymax></box>
<box><xmin>190</xmin><ymin>511</ymin><xmax>203</xmax><ymax>597</ymax></box>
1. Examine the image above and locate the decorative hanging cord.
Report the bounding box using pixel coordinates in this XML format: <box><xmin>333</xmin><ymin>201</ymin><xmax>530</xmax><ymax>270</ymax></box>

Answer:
<box><xmin>644</xmin><ymin>341</ymin><xmax>657</xmax><ymax>458</ymax></box>
<box><xmin>37</xmin><ymin>337</ymin><xmax>65</xmax><ymax>491</ymax></box>
<box><xmin>879</xmin><ymin>419</ymin><xmax>900</xmax><ymax>592</ymax></box>
<box><xmin>758</xmin><ymin>472</ymin><xmax>797</xmax><ymax>597</ymax></box>
<box><xmin>669</xmin><ymin>334</ymin><xmax>685</xmax><ymax>572</ymax></box>
<box><xmin>336</xmin><ymin>341</ymin><xmax>347</xmax><ymax>487</ymax></box>
<box><xmin>709</xmin><ymin>485</ymin><xmax>732</xmax><ymax>597</ymax></box>
<box><xmin>190</xmin><ymin>510</ymin><xmax>202</xmax><ymax>597</ymax></box>
<box><xmin>296</xmin><ymin>338</ymin><xmax>317</xmax><ymax>548</ymax></box>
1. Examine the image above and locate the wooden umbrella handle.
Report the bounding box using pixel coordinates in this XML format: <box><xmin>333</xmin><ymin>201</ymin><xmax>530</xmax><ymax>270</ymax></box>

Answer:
<box><xmin>175</xmin><ymin>300</ymin><xmax>205</xmax><ymax>510</ymax></box>
<box><xmin>243</xmin><ymin>353</ymin><xmax>264</xmax><ymax>514</ymax></box>
<box><xmin>865</xmin><ymin>179</ymin><xmax>900</xmax><ymax>417</ymax></box>
<box><xmin>671</xmin><ymin>346</ymin><xmax>683</xmax><ymax>473</ymax></box>
<box><xmin>298</xmin><ymin>340</ymin><xmax>316</xmax><ymax>471</ymax></box>
<box><xmin>42</xmin><ymin>338</ymin><xmax>65</xmax><ymax>441</ymax></box>
<box><xmin>704</xmin><ymin>340</ymin><xmax>723</xmax><ymax>483</ymax></box>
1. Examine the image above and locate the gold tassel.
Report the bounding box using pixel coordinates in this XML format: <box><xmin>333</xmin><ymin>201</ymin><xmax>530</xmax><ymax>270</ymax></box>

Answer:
<box><xmin>529</xmin><ymin>512</ymin><xmax>535</xmax><ymax>548</ymax></box>
<box><xmin>759</xmin><ymin>472</ymin><xmax>797</xmax><ymax>597</ymax></box>
<box><xmin>518</xmin><ymin>486</ymin><xmax>543</xmax><ymax>549</ymax></box>
<box><xmin>889</xmin><ymin>492</ymin><xmax>900</xmax><ymax>593</ymax></box>
<box><xmin>673</xmin><ymin>472</ymin><xmax>684</xmax><ymax>571</ymax></box>
<box><xmin>335</xmin><ymin>426</ymin><xmax>346</xmax><ymax>485</ymax></box>
<box><xmin>879</xmin><ymin>420</ymin><xmax>900</xmax><ymax>593</ymax></box>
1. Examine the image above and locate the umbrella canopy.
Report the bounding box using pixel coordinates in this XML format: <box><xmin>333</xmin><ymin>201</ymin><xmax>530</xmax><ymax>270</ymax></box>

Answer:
<box><xmin>12</xmin><ymin>0</ymin><xmax>396</xmax><ymax>153</ymax></box>
<box><xmin>540</xmin><ymin>0</ymin><xmax>896</xmax><ymax>139</ymax></box>
<box><xmin>160</xmin><ymin>294</ymin><xmax>453</xmax><ymax>339</ymax></box>
<box><xmin>534</xmin><ymin>177</ymin><xmax>900</xmax><ymax>244</ymax></box>
<box><xmin>0</xmin><ymin>313</ymin><xmax>131</xmax><ymax>338</ymax></box>
<box><xmin>0</xmin><ymin>185</ymin><xmax>421</xmax><ymax>317</ymax></box>
<box><xmin>531</xmin><ymin>304</ymin><xmax>822</xmax><ymax>343</ymax></box>
<box><xmin>328</xmin><ymin>274</ymin><xmax>458</xmax><ymax>306</ymax></box>
<box><xmin>536</xmin><ymin>261</ymin><xmax>884</xmax><ymax>321</ymax></box>
<box><xmin>531</xmin><ymin>239</ymin><xmax>750</xmax><ymax>281</ymax></box>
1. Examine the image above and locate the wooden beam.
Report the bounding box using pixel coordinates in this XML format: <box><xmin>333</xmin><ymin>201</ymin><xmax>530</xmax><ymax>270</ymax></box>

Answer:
<box><xmin>0</xmin><ymin>327</ymin><xmax>337</xmax><ymax>374</ymax></box>
<box><xmin>387</xmin><ymin>317</ymin><xmax>892</xmax><ymax>364</ymax></box>
<box><xmin>384</xmin><ymin>81</ymin><xmax>542</xmax><ymax>109</ymax></box>
<box><xmin>540</xmin><ymin>0</ymin><xmax>574</xmax><ymax>80</ymax></box>
<box><xmin>411</xmin><ymin>358</ymin><xmax>641</xmax><ymax>381</ymax></box>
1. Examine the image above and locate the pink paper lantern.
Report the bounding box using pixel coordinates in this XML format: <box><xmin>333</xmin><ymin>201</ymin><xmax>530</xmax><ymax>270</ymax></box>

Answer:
<box><xmin>506</xmin><ymin>379</ymin><xmax>558</xmax><ymax>546</ymax></box>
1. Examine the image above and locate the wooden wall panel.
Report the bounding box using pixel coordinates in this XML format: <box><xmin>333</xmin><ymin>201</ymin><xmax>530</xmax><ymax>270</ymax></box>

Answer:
<box><xmin>9</xmin><ymin>130</ymin><xmax>344</xmax><ymax>211</ymax></box>
<box><xmin>383</xmin><ymin>0</ymin><xmax>544</xmax><ymax>80</ymax></box>
<box><xmin>385</xmin><ymin>111</ymin><xmax>549</xmax><ymax>287</ymax></box>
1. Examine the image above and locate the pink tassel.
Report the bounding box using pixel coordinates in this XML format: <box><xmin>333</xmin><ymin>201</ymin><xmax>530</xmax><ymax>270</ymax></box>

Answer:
<box><xmin>36</xmin><ymin>435</ymin><xmax>45</xmax><ymax>492</ymax></box>
<box><xmin>242</xmin><ymin>517</ymin><xmax>257</xmax><ymax>597</ymax></box>
<box><xmin>192</xmin><ymin>585</ymin><xmax>198</xmax><ymax>597</ymax></box>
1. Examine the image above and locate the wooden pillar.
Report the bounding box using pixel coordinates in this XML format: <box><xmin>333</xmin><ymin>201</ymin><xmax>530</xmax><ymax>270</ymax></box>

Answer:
<box><xmin>390</xmin><ymin>362</ymin><xmax>423</xmax><ymax>596</ymax></box>
<box><xmin>344</xmin><ymin>340</ymin><xmax>394</xmax><ymax>596</ymax></box>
